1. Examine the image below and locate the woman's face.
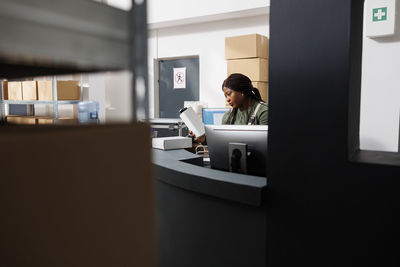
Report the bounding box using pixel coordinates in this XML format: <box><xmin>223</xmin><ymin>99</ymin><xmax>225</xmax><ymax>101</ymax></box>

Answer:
<box><xmin>223</xmin><ymin>87</ymin><xmax>245</xmax><ymax>109</ymax></box>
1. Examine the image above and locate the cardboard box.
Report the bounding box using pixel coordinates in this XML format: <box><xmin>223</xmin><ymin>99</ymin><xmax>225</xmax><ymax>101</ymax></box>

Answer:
<box><xmin>22</xmin><ymin>81</ymin><xmax>37</xmax><ymax>100</ymax></box>
<box><xmin>4</xmin><ymin>81</ymin><xmax>23</xmax><ymax>100</ymax></box>
<box><xmin>152</xmin><ymin>136</ymin><xmax>192</xmax><ymax>150</ymax></box>
<box><xmin>2</xmin><ymin>82</ymin><xmax>9</xmax><ymax>100</ymax></box>
<box><xmin>252</xmin><ymin>82</ymin><xmax>268</xmax><ymax>102</ymax></box>
<box><xmin>0</xmin><ymin>124</ymin><xmax>156</xmax><ymax>267</ymax></box>
<box><xmin>6</xmin><ymin>116</ymin><xmax>37</xmax><ymax>125</ymax></box>
<box><xmin>227</xmin><ymin>58</ymin><xmax>269</xmax><ymax>82</ymax></box>
<box><xmin>58</xmin><ymin>81</ymin><xmax>80</xmax><ymax>100</ymax></box>
<box><xmin>37</xmin><ymin>80</ymin><xmax>81</xmax><ymax>100</ymax></box>
<box><xmin>37</xmin><ymin>80</ymin><xmax>53</xmax><ymax>100</ymax></box>
<box><xmin>225</xmin><ymin>34</ymin><xmax>269</xmax><ymax>60</ymax></box>
<box><xmin>37</xmin><ymin>117</ymin><xmax>55</xmax><ymax>125</ymax></box>
<box><xmin>57</xmin><ymin>118</ymin><xmax>78</xmax><ymax>125</ymax></box>
<box><xmin>37</xmin><ymin>117</ymin><xmax>79</xmax><ymax>125</ymax></box>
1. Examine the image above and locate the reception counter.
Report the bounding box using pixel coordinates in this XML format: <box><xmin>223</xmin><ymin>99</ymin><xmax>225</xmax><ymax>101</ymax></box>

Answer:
<box><xmin>152</xmin><ymin>148</ymin><xmax>267</xmax><ymax>267</ymax></box>
<box><xmin>152</xmin><ymin>149</ymin><xmax>267</xmax><ymax>206</ymax></box>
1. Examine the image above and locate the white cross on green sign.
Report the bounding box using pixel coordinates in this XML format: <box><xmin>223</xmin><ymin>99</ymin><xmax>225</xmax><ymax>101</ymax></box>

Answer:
<box><xmin>373</xmin><ymin>7</ymin><xmax>387</xmax><ymax>22</ymax></box>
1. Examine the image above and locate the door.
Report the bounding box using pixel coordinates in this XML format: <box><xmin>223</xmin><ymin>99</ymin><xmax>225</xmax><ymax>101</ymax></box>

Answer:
<box><xmin>158</xmin><ymin>57</ymin><xmax>199</xmax><ymax>118</ymax></box>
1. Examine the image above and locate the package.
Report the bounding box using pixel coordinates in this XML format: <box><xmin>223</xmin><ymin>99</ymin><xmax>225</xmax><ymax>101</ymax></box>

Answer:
<box><xmin>58</xmin><ymin>81</ymin><xmax>80</xmax><ymax>100</ymax></box>
<box><xmin>225</xmin><ymin>34</ymin><xmax>269</xmax><ymax>60</ymax></box>
<box><xmin>227</xmin><ymin>58</ymin><xmax>268</xmax><ymax>82</ymax></box>
<box><xmin>3</xmin><ymin>81</ymin><xmax>23</xmax><ymax>100</ymax></box>
<box><xmin>22</xmin><ymin>81</ymin><xmax>37</xmax><ymax>100</ymax></box>
<box><xmin>37</xmin><ymin>118</ymin><xmax>78</xmax><ymax>125</ymax></box>
<box><xmin>152</xmin><ymin>136</ymin><xmax>192</xmax><ymax>150</ymax></box>
<box><xmin>37</xmin><ymin>80</ymin><xmax>53</xmax><ymax>100</ymax></box>
<box><xmin>57</xmin><ymin>118</ymin><xmax>79</xmax><ymax>125</ymax></box>
<box><xmin>6</xmin><ymin>116</ymin><xmax>36</xmax><ymax>125</ymax></box>
<box><xmin>0</xmin><ymin>124</ymin><xmax>156</xmax><ymax>267</ymax></box>
<box><xmin>252</xmin><ymin>82</ymin><xmax>268</xmax><ymax>102</ymax></box>
<box><xmin>2</xmin><ymin>82</ymin><xmax>9</xmax><ymax>100</ymax></box>
<box><xmin>37</xmin><ymin>118</ymin><xmax>54</xmax><ymax>125</ymax></box>
<box><xmin>37</xmin><ymin>80</ymin><xmax>81</xmax><ymax>100</ymax></box>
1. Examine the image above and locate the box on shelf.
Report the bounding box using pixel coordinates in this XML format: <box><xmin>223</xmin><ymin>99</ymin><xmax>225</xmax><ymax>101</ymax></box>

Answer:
<box><xmin>252</xmin><ymin>82</ymin><xmax>268</xmax><ymax>102</ymax></box>
<box><xmin>6</xmin><ymin>116</ymin><xmax>36</xmax><ymax>125</ymax></box>
<box><xmin>22</xmin><ymin>81</ymin><xmax>38</xmax><ymax>100</ymax></box>
<box><xmin>227</xmin><ymin>58</ymin><xmax>268</xmax><ymax>82</ymax></box>
<box><xmin>57</xmin><ymin>118</ymin><xmax>79</xmax><ymax>125</ymax></box>
<box><xmin>37</xmin><ymin>118</ymin><xmax>54</xmax><ymax>125</ymax></box>
<box><xmin>58</xmin><ymin>81</ymin><xmax>80</xmax><ymax>100</ymax></box>
<box><xmin>2</xmin><ymin>82</ymin><xmax>9</xmax><ymax>100</ymax></box>
<box><xmin>37</xmin><ymin>80</ymin><xmax>81</xmax><ymax>100</ymax></box>
<box><xmin>37</xmin><ymin>117</ymin><xmax>78</xmax><ymax>125</ymax></box>
<box><xmin>37</xmin><ymin>80</ymin><xmax>53</xmax><ymax>100</ymax></box>
<box><xmin>4</xmin><ymin>81</ymin><xmax>23</xmax><ymax>100</ymax></box>
<box><xmin>225</xmin><ymin>34</ymin><xmax>269</xmax><ymax>60</ymax></box>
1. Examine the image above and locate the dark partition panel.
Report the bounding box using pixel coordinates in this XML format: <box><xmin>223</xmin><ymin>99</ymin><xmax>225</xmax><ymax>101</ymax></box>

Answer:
<box><xmin>267</xmin><ymin>0</ymin><xmax>400</xmax><ymax>266</ymax></box>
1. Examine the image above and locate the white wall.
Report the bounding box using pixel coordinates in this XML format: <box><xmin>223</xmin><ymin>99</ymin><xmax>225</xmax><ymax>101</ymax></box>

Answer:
<box><xmin>148</xmin><ymin>15</ymin><xmax>269</xmax><ymax>117</ymax></box>
<box><xmin>90</xmin><ymin>0</ymin><xmax>270</xmax><ymax>120</ymax></box>
<box><xmin>360</xmin><ymin>1</ymin><xmax>400</xmax><ymax>152</ymax></box>
<box><xmin>148</xmin><ymin>0</ymin><xmax>269</xmax><ymax>25</ymax></box>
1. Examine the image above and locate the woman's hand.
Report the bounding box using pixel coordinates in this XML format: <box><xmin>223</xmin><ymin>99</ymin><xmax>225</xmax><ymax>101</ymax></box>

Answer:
<box><xmin>189</xmin><ymin>130</ymin><xmax>206</xmax><ymax>143</ymax></box>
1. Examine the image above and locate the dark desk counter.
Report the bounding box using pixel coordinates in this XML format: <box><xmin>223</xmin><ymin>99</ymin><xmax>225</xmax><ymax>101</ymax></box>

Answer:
<box><xmin>152</xmin><ymin>148</ymin><xmax>267</xmax><ymax>206</ymax></box>
<box><xmin>152</xmin><ymin>148</ymin><xmax>267</xmax><ymax>267</ymax></box>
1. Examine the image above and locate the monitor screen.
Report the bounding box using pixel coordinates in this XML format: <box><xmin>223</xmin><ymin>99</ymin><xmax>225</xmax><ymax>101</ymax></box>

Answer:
<box><xmin>205</xmin><ymin>125</ymin><xmax>268</xmax><ymax>177</ymax></box>
<box><xmin>202</xmin><ymin>108</ymin><xmax>231</xmax><ymax>125</ymax></box>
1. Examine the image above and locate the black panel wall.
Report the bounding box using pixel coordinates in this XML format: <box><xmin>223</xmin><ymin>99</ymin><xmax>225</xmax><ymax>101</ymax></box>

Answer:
<box><xmin>267</xmin><ymin>0</ymin><xmax>400</xmax><ymax>266</ymax></box>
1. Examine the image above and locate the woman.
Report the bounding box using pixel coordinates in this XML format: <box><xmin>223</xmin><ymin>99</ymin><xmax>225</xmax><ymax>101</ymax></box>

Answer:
<box><xmin>192</xmin><ymin>73</ymin><xmax>268</xmax><ymax>143</ymax></box>
<box><xmin>221</xmin><ymin>73</ymin><xmax>268</xmax><ymax>125</ymax></box>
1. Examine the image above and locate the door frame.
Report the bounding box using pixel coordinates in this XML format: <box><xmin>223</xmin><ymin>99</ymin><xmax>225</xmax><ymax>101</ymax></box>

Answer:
<box><xmin>153</xmin><ymin>55</ymin><xmax>199</xmax><ymax>118</ymax></box>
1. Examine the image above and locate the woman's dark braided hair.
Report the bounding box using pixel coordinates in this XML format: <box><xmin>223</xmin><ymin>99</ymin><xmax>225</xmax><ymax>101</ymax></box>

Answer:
<box><xmin>222</xmin><ymin>73</ymin><xmax>264</xmax><ymax>124</ymax></box>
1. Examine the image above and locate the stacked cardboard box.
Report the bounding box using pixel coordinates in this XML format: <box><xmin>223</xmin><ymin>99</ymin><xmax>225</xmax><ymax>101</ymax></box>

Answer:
<box><xmin>37</xmin><ymin>118</ymin><xmax>78</xmax><ymax>125</ymax></box>
<box><xmin>22</xmin><ymin>81</ymin><xmax>38</xmax><ymax>100</ymax></box>
<box><xmin>5</xmin><ymin>116</ymin><xmax>37</xmax><ymax>125</ymax></box>
<box><xmin>37</xmin><ymin>80</ymin><xmax>81</xmax><ymax>100</ymax></box>
<box><xmin>6</xmin><ymin>116</ymin><xmax>78</xmax><ymax>125</ymax></box>
<box><xmin>2</xmin><ymin>80</ymin><xmax>81</xmax><ymax>101</ymax></box>
<box><xmin>225</xmin><ymin>34</ymin><xmax>269</xmax><ymax>106</ymax></box>
<box><xmin>3</xmin><ymin>81</ymin><xmax>23</xmax><ymax>100</ymax></box>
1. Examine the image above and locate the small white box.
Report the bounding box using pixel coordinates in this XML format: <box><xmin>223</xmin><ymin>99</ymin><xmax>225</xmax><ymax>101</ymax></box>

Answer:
<box><xmin>152</xmin><ymin>136</ymin><xmax>192</xmax><ymax>150</ymax></box>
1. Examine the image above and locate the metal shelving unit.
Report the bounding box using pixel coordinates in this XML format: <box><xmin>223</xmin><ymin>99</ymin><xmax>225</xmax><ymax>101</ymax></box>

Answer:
<box><xmin>0</xmin><ymin>0</ymin><xmax>148</xmax><ymax>122</ymax></box>
<box><xmin>0</xmin><ymin>76</ymin><xmax>88</xmax><ymax>122</ymax></box>
<box><xmin>2</xmin><ymin>100</ymin><xmax>81</xmax><ymax>105</ymax></box>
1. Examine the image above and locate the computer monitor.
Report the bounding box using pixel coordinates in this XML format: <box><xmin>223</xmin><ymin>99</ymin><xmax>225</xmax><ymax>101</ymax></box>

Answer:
<box><xmin>205</xmin><ymin>125</ymin><xmax>268</xmax><ymax>177</ymax></box>
<box><xmin>202</xmin><ymin>108</ymin><xmax>231</xmax><ymax>125</ymax></box>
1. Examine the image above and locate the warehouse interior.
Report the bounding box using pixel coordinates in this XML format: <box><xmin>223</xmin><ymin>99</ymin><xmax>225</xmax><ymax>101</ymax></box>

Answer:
<box><xmin>1</xmin><ymin>0</ymin><xmax>400</xmax><ymax>266</ymax></box>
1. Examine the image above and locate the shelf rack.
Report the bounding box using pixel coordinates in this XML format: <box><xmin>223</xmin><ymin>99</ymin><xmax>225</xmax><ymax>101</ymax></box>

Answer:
<box><xmin>2</xmin><ymin>100</ymin><xmax>81</xmax><ymax>105</ymax></box>
<box><xmin>0</xmin><ymin>76</ymin><xmax>87</xmax><ymax>122</ymax></box>
<box><xmin>0</xmin><ymin>0</ymin><xmax>148</xmax><ymax>122</ymax></box>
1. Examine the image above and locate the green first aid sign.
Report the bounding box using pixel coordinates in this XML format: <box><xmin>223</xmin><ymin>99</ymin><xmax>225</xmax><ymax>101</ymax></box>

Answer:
<box><xmin>373</xmin><ymin>7</ymin><xmax>387</xmax><ymax>22</ymax></box>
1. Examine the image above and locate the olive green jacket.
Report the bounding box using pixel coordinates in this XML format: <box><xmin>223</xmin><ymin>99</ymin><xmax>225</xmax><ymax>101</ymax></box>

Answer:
<box><xmin>222</xmin><ymin>102</ymin><xmax>268</xmax><ymax>125</ymax></box>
